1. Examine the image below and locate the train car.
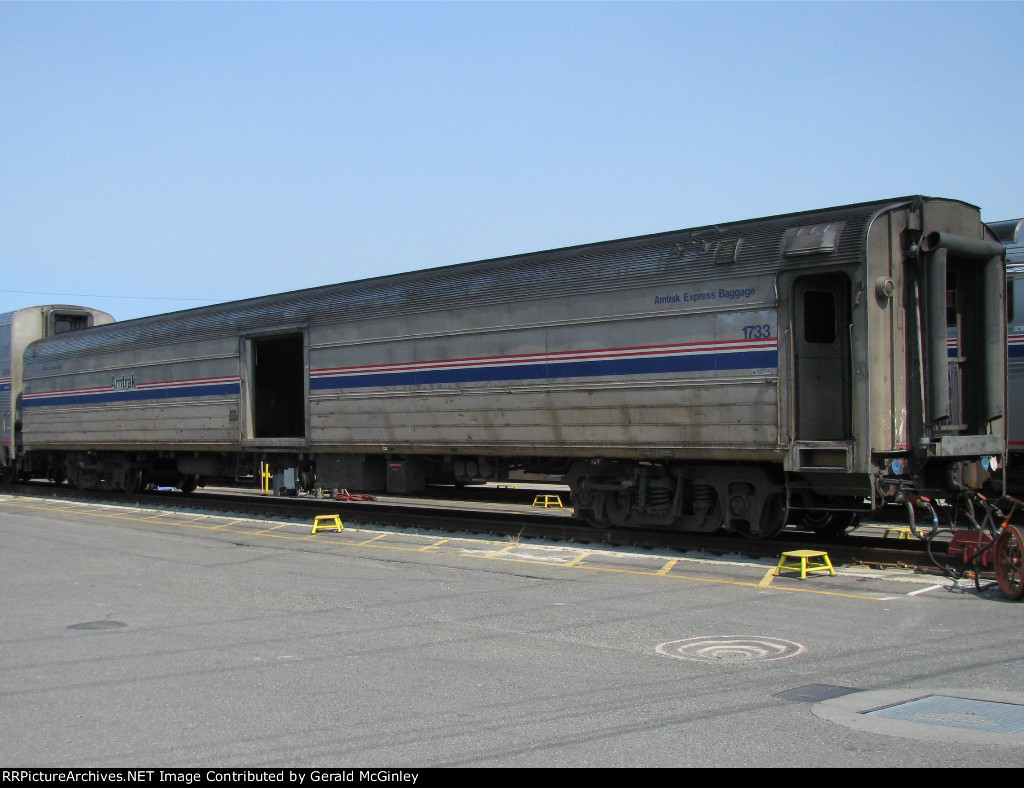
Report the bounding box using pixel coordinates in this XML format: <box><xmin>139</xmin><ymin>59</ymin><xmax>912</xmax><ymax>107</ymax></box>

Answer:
<box><xmin>989</xmin><ymin>218</ymin><xmax>1024</xmax><ymax>495</ymax></box>
<box><xmin>0</xmin><ymin>305</ymin><xmax>115</xmax><ymax>482</ymax></box>
<box><xmin>3</xmin><ymin>196</ymin><xmax>1007</xmax><ymax>538</ymax></box>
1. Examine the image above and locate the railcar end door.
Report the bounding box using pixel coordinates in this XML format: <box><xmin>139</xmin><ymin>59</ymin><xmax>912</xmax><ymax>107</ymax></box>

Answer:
<box><xmin>793</xmin><ymin>274</ymin><xmax>852</xmax><ymax>441</ymax></box>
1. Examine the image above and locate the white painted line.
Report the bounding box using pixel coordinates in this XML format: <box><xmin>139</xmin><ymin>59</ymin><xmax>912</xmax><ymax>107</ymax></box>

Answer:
<box><xmin>907</xmin><ymin>584</ymin><xmax>946</xmax><ymax>596</ymax></box>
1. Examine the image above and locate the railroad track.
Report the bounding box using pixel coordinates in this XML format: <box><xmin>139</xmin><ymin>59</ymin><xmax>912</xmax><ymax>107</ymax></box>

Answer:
<box><xmin>2</xmin><ymin>480</ymin><xmax>976</xmax><ymax>578</ymax></box>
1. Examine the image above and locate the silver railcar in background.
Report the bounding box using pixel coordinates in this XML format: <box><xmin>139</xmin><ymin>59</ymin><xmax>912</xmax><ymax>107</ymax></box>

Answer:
<box><xmin>988</xmin><ymin>218</ymin><xmax>1023</xmax><ymax>495</ymax></box>
<box><xmin>0</xmin><ymin>305</ymin><xmax>115</xmax><ymax>482</ymax></box>
<box><xmin>1</xmin><ymin>196</ymin><xmax>1008</xmax><ymax>538</ymax></box>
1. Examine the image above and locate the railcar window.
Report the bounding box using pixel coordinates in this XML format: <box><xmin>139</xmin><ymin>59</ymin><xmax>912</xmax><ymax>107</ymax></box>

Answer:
<box><xmin>1009</xmin><ymin>279</ymin><xmax>1015</xmax><ymax>324</ymax></box>
<box><xmin>803</xmin><ymin>290</ymin><xmax>836</xmax><ymax>344</ymax></box>
<box><xmin>52</xmin><ymin>314</ymin><xmax>90</xmax><ymax>334</ymax></box>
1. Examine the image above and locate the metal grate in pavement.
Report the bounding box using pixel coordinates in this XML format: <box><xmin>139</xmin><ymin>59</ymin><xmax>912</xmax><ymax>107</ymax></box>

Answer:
<box><xmin>864</xmin><ymin>695</ymin><xmax>1024</xmax><ymax>734</ymax></box>
<box><xmin>775</xmin><ymin>684</ymin><xmax>861</xmax><ymax>702</ymax></box>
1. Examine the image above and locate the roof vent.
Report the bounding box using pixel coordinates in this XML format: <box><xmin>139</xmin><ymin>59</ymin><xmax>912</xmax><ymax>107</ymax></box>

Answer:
<box><xmin>783</xmin><ymin>222</ymin><xmax>844</xmax><ymax>257</ymax></box>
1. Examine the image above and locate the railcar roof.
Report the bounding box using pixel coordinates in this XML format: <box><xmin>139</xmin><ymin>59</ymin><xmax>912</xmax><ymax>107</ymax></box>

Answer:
<box><xmin>24</xmin><ymin>195</ymin><xmax>978</xmax><ymax>361</ymax></box>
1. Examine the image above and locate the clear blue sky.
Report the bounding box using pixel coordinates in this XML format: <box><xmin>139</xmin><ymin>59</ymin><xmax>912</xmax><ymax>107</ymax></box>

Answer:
<box><xmin>2</xmin><ymin>1</ymin><xmax>1022</xmax><ymax>321</ymax></box>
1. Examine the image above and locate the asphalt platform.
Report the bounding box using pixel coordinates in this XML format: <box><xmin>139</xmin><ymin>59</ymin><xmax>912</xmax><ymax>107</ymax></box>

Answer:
<box><xmin>1</xmin><ymin>490</ymin><xmax>1022</xmax><ymax>768</ymax></box>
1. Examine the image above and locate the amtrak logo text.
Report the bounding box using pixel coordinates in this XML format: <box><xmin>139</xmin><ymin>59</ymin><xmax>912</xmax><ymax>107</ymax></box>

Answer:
<box><xmin>112</xmin><ymin>373</ymin><xmax>137</xmax><ymax>391</ymax></box>
<box><xmin>656</xmin><ymin>286</ymin><xmax>758</xmax><ymax>306</ymax></box>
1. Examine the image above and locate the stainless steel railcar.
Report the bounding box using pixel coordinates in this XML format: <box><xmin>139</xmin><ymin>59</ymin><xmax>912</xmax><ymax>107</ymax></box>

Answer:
<box><xmin>3</xmin><ymin>196</ymin><xmax>1008</xmax><ymax>538</ymax></box>
<box><xmin>989</xmin><ymin>218</ymin><xmax>1023</xmax><ymax>495</ymax></box>
<box><xmin>0</xmin><ymin>305</ymin><xmax>115</xmax><ymax>482</ymax></box>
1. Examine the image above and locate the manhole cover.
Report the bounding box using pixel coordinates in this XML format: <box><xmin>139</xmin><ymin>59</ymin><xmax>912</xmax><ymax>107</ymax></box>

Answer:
<box><xmin>866</xmin><ymin>695</ymin><xmax>1024</xmax><ymax>734</ymax></box>
<box><xmin>67</xmin><ymin>621</ymin><xmax>126</xmax><ymax>631</ymax></box>
<box><xmin>657</xmin><ymin>635</ymin><xmax>805</xmax><ymax>663</ymax></box>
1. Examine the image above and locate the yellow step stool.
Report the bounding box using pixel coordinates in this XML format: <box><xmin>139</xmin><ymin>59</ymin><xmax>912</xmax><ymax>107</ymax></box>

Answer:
<box><xmin>864</xmin><ymin>524</ymin><xmax>913</xmax><ymax>539</ymax></box>
<box><xmin>311</xmin><ymin>514</ymin><xmax>344</xmax><ymax>534</ymax></box>
<box><xmin>532</xmin><ymin>495</ymin><xmax>563</xmax><ymax>508</ymax></box>
<box><xmin>775</xmin><ymin>549</ymin><xmax>835</xmax><ymax>579</ymax></box>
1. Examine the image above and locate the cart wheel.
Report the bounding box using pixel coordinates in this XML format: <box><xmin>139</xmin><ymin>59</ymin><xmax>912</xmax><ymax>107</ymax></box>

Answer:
<box><xmin>994</xmin><ymin>524</ymin><xmax>1024</xmax><ymax>601</ymax></box>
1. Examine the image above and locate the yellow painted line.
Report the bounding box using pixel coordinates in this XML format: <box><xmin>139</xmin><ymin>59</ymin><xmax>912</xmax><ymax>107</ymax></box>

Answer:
<box><xmin>565</xmin><ymin>552</ymin><xmax>591</xmax><ymax>567</ymax></box>
<box><xmin>0</xmin><ymin>496</ymin><xmax>884</xmax><ymax>601</ymax></box>
<box><xmin>1</xmin><ymin>500</ymin><xmax>271</xmax><ymax>537</ymax></box>
<box><xmin>209</xmin><ymin>519</ymin><xmax>243</xmax><ymax>529</ymax></box>
<box><xmin>490</xmin><ymin>554</ymin><xmax>884</xmax><ymax>599</ymax></box>
<box><xmin>758</xmin><ymin>567</ymin><xmax>776</xmax><ymax>587</ymax></box>
<box><xmin>418</xmin><ymin>538</ymin><xmax>450</xmax><ymax>551</ymax></box>
<box><xmin>657</xmin><ymin>559</ymin><xmax>679</xmax><ymax>576</ymax></box>
<box><xmin>255</xmin><ymin>523</ymin><xmax>294</xmax><ymax>534</ymax></box>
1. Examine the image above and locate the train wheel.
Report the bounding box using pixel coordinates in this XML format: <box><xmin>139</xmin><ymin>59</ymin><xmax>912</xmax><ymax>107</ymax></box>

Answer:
<box><xmin>76</xmin><ymin>469</ymin><xmax>99</xmax><ymax>490</ymax></box>
<box><xmin>575</xmin><ymin>491</ymin><xmax>611</xmax><ymax>528</ymax></box>
<box><xmin>179</xmin><ymin>475</ymin><xmax>199</xmax><ymax>495</ymax></box>
<box><xmin>737</xmin><ymin>495</ymin><xmax>787</xmax><ymax>540</ymax></box>
<box><xmin>793</xmin><ymin>510</ymin><xmax>859</xmax><ymax>536</ymax></box>
<box><xmin>123</xmin><ymin>469</ymin><xmax>143</xmax><ymax>495</ymax></box>
<box><xmin>994</xmin><ymin>524</ymin><xmax>1024</xmax><ymax>601</ymax></box>
<box><xmin>1</xmin><ymin>463</ymin><xmax>16</xmax><ymax>485</ymax></box>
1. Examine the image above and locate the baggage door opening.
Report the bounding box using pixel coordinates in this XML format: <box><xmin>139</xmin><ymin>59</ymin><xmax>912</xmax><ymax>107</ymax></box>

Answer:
<box><xmin>251</xmin><ymin>333</ymin><xmax>306</xmax><ymax>438</ymax></box>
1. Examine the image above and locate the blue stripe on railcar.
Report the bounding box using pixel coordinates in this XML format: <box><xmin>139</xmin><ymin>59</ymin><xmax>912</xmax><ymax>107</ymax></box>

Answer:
<box><xmin>948</xmin><ymin>336</ymin><xmax>1024</xmax><ymax>359</ymax></box>
<box><xmin>23</xmin><ymin>382</ymin><xmax>240</xmax><ymax>408</ymax></box>
<box><xmin>310</xmin><ymin>348</ymin><xmax>778</xmax><ymax>391</ymax></box>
